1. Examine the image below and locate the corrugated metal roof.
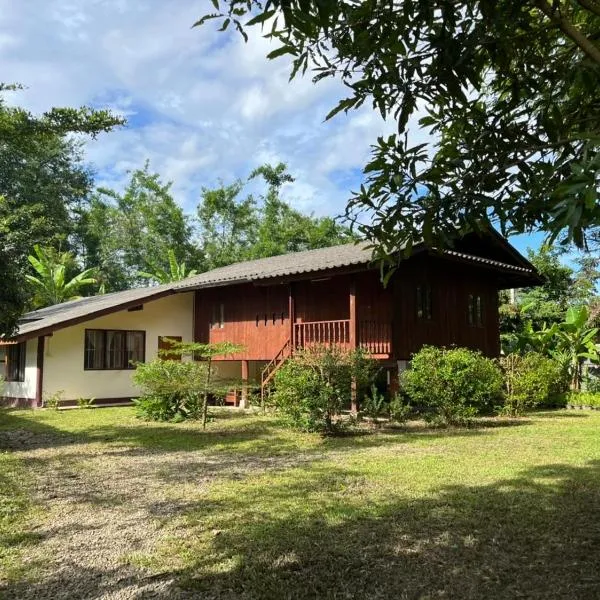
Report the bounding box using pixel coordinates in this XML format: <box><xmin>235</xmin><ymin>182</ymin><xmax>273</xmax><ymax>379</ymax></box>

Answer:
<box><xmin>9</xmin><ymin>238</ymin><xmax>537</xmax><ymax>341</ymax></box>
<box><xmin>174</xmin><ymin>242</ymin><xmax>375</xmax><ymax>290</ymax></box>
<box><xmin>12</xmin><ymin>284</ymin><xmax>173</xmax><ymax>340</ymax></box>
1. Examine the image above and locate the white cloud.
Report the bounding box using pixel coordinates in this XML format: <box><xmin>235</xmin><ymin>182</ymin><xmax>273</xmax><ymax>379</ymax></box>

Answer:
<box><xmin>0</xmin><ymin>0</ymin><xmax>397</xmax><ymax>218</ymax></box>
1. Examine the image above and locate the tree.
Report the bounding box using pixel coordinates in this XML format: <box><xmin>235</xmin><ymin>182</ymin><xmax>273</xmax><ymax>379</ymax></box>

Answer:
<box><xmin>0</xmin><ymin>84</ymin><xmax>123</xmax><ymax>335</ymax></box>
<box><xmin>196</xmin><ymin>1</ymin><xmax>600</xmax><ymax>257</ymax></box>
<box><xmin>197</xmin><ymin>178</ymin><xmax>259</xmax><ymax>270</ymax></box>
<box><xmin>197</xmin><ymin>163</ymin><xmax>355</xmax><ymax>269</ymax></box>
<box><xmin>26</xmin><ymin>245</ymin><xmax>98</xmax><ymax>308</ymax></box>
<box><xmin>139</xmin><ymin>249</ymin><xmax>198</xmax><ymax>284</ymax></box>
<box><xmin>499</xmin><ymin>245</ymin><xmax>600</xmax><ymax>345</ymax></box>
<box><xmin>81</xmin><ymin>163</ymin><xmax>201</xmax><ymax>290</ymax></box>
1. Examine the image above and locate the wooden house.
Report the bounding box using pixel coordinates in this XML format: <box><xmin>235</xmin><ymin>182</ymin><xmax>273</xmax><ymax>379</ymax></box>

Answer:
<box><xmin>1</xmin><ymin>231</ymin><xmax>539</xmax><ymax>408</ymax></box>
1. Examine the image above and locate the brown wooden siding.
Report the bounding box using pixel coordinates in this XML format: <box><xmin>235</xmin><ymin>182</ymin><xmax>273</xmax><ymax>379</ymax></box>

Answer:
<box><xmin>391</xmin><ymin>256</ymin><xmax>500</xmax><ymax>358</ymax></box>
<box><xmin>195</xmin><ymin>284</ymin><xmax>289</xmax><ymax>360</ymax></box>
<box><xmin>194</xmin><ymin>255</ymin><xmax>503</xmax><ymax>362</ymax></box>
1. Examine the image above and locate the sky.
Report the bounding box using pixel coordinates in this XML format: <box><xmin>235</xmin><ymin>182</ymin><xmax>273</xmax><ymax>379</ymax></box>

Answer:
<box><xmin>0</xmin><ymin>0</ymin><xmax>545</xmax><ymax>256</ymax></box>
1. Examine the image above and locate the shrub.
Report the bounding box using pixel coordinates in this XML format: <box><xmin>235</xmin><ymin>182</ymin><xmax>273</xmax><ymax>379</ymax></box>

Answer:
<box><xmin>401</xmin><ymin>346</ymin><xmax>504</xmax><ymax>425</ymax></box>
<box><xmin>389</xmin><ymin>393</ymin><xmax>412</xmax><ymax>424</ymax></box>
<box><xmin>133</xmin><ymin>359</ymin><xmax>209</xmax><ymax>422</ymax></box>
<box><xmin>567</xmin><ymin>391</ymin><xmax>600</xmax><ymax>408</ymax></box>
<box><xmin>43</xmin><ymin>390</ymin><xmax>64</xmax><ymax>410</ymax></box>
<box><xmin>361</xmin><ymin>384</ymin><xmax>389</xmax><ymax>425</ymax></box>
<box><xmin>500</xmin><ymin>353</ymin><xmax>569</xmax><ymax>415</ymax></box>
<box><xmin>271</xmin><ymin>346</ymin><xmax>375</xmax><ymax>434</ymax></box>
<box><xmin>134</xmin><ymin>340</ymin><xmax>243</xmax><ymax>425</ymax></box>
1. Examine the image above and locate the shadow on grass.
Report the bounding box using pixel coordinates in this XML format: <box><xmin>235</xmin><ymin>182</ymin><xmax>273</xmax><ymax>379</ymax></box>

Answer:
<box><xmin>4</xmin><ymin>460</ymin><xmax>600</xmax><ymax>599</ymax></box>
<box><xmin>166</xmin><ymin>460</ymin><xmax>600</xmax><ymax>599</ymax></box>
<box><xmin>0</xmin><ymin>408</ymin><xmax>534</xmax><ymax>456</ymax></box>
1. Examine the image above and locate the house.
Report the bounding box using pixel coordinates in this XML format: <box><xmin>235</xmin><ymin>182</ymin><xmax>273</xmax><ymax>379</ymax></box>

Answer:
<box><xmin>0</xmin><ymin>230</ymin><xmax>540</xmax><ymax>408</ymax></box>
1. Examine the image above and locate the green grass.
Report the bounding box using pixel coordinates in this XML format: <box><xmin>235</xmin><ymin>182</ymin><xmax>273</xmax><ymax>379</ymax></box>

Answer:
<box><xmin>1</xmin><ymin>407</ymin><xmax>600</xmax><ymax>598</ymax></box>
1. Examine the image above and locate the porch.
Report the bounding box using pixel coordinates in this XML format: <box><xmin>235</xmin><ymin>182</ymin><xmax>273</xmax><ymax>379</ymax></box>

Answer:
<box><xmin>293</xmin><ymin>319</ymin><xmax>391</xmax><ymax>358</ymax></box>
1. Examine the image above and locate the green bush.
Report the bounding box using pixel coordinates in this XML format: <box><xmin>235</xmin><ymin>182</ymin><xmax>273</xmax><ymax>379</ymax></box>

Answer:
<box><xmin>401</xmin><ymin>346</ymin><xmax>504</xmax><ymax>425</ymax></box>
<box><xmin>500</xmin><ymin>353</ymin><xmax>569</xmax><ymax>415</ymax></box>
<box><xmin>133</xmin><ymin>359</ymin><xmax>209</xmax><ymax>421</ymax></box>
<box><xmin>271</xmin><ymin>346</ymin><xmax>375</xmax><ymax>434</ymax></box>
<box><xmin>567</xmin><ymin>391</ymin><xmax>600</xmax><ymax>408</ymax></box>
<box><xmin>389</xmin><ymin>393</ymin><xmax>412</xmax><ymax>424</ymax></box>
<box><xmin>361</xmin><ymin>384</ymin><xmax>389</xmax><ymax>425</ymax></box>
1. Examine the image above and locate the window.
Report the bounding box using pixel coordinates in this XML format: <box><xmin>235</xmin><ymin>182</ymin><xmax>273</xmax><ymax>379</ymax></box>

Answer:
<box><xmin>1</xmin><ymin>342</ymin><xmax>26</xmax><ymax>382</ymax></box>
<box><xmin>210</xmin><ymin>303</ymin><xmax>225</xmax><ymax>329</ymax></box>
<box><xmin>84</xmin><ymin>330</ymin><xmax>145</xmax><ymax>370</ymax></box>
<box><xmin>416</xmin><ymin>285</ymin><xmax>433</xmax><ymax>320</ymax></box>
<box><xmin>468</xmin><ymin>294</ymin><xmax>484</xmax><ymax>327</ymax></box>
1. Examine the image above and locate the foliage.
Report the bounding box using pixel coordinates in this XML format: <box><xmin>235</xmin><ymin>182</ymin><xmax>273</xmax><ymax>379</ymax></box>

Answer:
<box><xmin>584</xmin><ymin>364</ymin><xmax>600</xmax><ymax>393</ymax></box>
<box><xmin>197</xmin><ymin>163</ymin><xmax>355</xmax><ymax>269</ymax></box>
<box><xmin>197</xmin><ymin>1</ymin><xmax>600</xmax><ymax>256</ymax></box>
<box><xmin>567</xmin><ymin>391</ymin><xmax>600</xmax><ymax>407</ymax></box>
<box><xmin>25</xmin><ymin>245</ymin><xmax>98</xmax><ymax>308</ymax></box>
<box><xmin>401</xmin><ymin>346</ymin><xmax>504</xmax><ymax>425</ymax></box>
<box><xmin>139</xmin><ymin>248</ymin><xmax>198</xmax><ymax>284</ymax></box>
<box><xmin>80</xmin><ymin>163</ymin><xmax>201</xmax><ymax>291</ymax></box>
<box><xmin>513</xmin><ymin>306</ymin><xmax>599</xmax><ymax>389</ymax></box>
<box><xmin>389</xmin><ymin>393</ymin><xmax>412</xmax><ymax>425</ymax></box>
<box><xmin>43</xmin><ymin>390</ymin><xmax>64</xmax><ymax>410</ymax></box>
<box><xmin>500</xmin><ymin>246</ymin><xmax>600</xmax><ymax>343</ymax></box>
<box><xmin>361</xmin><ymin>384</ymin><xmax>389</xmax><ymax>425</ymax></box>
<box><xmin>0</xmin><ymin>84</ymin><xmax>123</xmax><ymax>334</ymax></box>
<box><xmin>557</xmin><ymin>306</ymin><xmax>599</xmax><ymax>389</ymax></box>
<box><xmin>133</xmin><ymin>341</ymin><xmax>243</xmax><ymax>425</ymax></box>
<box><xmin>500</xmin><ymin>353</ymin><xmax>569</xmax><ymax>416</ymax></box>
<box><xmin>76</xmin><ymin>397</ymin><xmax>95</xmax><ymax>409</ymax></box>
<box><xmin>133</xmin><ymin>359</ymin><xmax>209</xmax><ymax>422</ymax></box>
<box><xmin>271</xmin><ymin>346</ymin><xmax>375</xmax><ymax>434</ymax></box>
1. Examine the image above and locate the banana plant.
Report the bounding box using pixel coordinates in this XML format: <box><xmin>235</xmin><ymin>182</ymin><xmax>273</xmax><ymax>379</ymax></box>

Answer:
<box><xmin>139</xmin><ymin>249</ymin><xmax>198</xmax><ymax>284</ymax></box>
<box><xmin>556</xmin><ymin>306</ymin><xmax>599</xmax><ymax>390</ymax></box>
<box><xmin>26</xmin><ymin>245</ymin><xmax>98</xmax><ymax>308</ymax></box>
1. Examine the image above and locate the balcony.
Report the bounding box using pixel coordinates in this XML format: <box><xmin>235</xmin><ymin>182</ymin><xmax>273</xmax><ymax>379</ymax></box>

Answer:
<box><xmin>294</xmin><ymin>319</ymin><xmax>391</xmax><ymax>357</ymax></box>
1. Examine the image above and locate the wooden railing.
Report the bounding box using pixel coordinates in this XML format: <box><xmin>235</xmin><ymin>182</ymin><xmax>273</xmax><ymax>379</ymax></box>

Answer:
<box><xmin>260</xmin><ymin>338</ymin><xmax>292</xmax><ymax>401</ymax></box>
<box><xmin>293</xmin><ymin>319</ymin><xmax>392</xmax><ymax>355</ymax></box>
<box><xmin>294</xmin><ymin>320</ymin><xmax>351</xmax><ymax>349</ymax></box>
<box><xmin>357</xmin><ymin>320</ymin><xmax>392</xmax><ymax>355</ymax></box>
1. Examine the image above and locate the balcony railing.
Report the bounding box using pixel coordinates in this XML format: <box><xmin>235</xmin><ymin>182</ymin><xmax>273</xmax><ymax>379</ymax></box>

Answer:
<box><xmin>294</xmin><ymin>320</ymin><xmax>351</xmax><ymax>349</ymax></box>
<box><xmin>294</xmin><ymin>319</ymin><xmax>391</xmax><ymax>355</ymax></box>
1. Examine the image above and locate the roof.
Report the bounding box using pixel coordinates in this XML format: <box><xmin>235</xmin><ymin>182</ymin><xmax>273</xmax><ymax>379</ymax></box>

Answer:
<box><xmin>7</xmin><ymin>235</ymin><xmax>539</xmax><ymax>342</ymax></box>
<box><xmin>174</xmin><ymin>242</ymin><xmax>375</xmax><ymax>290</ymax></box>
<box><xmin>10</xmin><ymin>284</ymin><xmax>173</xmax><ymax>341</ymax></box>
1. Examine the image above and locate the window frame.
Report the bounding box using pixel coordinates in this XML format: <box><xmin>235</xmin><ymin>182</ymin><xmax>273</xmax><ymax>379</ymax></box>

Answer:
<box><xmin>84</xmin><ymin>329</ymin><xmax>146</xmax><ymax>371</ymax></box>
<box><xmin>467</xmin><ymin>294</ymin><xmax>484</xmax><ymax>328</ymax></box>
<box><xmin>416</xmin><ymin>285</ymin><xmax>433</xmax><ymax>321</ymax></box>
<box><xmin>2</xmin><ymin>342</ymin><xmax>26</xmax><ymax>382</ymax></box>
<box><xmin>210</xmin><ymin>303</ymin><xmax>225</xmax><ymax>329</ymax></box>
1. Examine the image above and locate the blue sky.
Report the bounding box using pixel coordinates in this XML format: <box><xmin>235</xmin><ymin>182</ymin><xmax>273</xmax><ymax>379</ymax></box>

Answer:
<box><xmin>0</xmin><ymin>0</ymin><xmax>545</xmax><ymax>257</ymax></box>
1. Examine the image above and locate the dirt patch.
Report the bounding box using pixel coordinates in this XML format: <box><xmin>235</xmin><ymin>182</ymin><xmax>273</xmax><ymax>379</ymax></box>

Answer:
<box><xmin>0</xmin><ymin>434</ymin><xmax>316</xmax><ymax>600</ymax></box>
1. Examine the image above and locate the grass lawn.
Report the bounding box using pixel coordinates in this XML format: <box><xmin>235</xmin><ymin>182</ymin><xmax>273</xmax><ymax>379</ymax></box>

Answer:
<box><xmin>0</xmin><ymin>408</ymin><xmax>599</xmax><ymax>599</ymax></box>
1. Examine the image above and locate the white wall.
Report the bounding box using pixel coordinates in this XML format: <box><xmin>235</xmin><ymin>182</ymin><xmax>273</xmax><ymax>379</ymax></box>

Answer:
<box><xmin>42</xmin><ymin>292</ymin><xmax>194</xmax><ymax>401</ymax></box>
<box><xmin>2</xmin><ymin>338</ymin><xmax>38</xmax><ymax>401</ymax></box>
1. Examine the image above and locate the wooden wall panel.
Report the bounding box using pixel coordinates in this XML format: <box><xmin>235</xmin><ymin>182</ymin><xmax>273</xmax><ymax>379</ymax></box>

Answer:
<box><xmin>195</xmin><ymin>284</ymin><xmax>289</xmax><ymax>360</ymax></box>
<box><xmin>295</xmin><ymin>277</ymin><xmax>351</xmax><ymax>322</ymax></box>
<box><xmin>193</xmin><ymin>254</ymin><xmax>502</xmax><ymax>363</ymax></box>
<box><xmin>391</xmin><ymin>256</ymin><xmax>500</xmax><ymax>359</ymax></box>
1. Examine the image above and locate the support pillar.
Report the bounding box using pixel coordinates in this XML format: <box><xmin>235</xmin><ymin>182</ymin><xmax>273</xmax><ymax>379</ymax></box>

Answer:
<box><xmin>349</xmin><ymin>279</ymin><xmax>358</xmax><ymax>413</ymax></box>
<box><xmin>288</xmin><ymin>283</ymin><xmax>295</xmax><ymax>349</ymax></box>
<box><xmin>240</xmin><ymin>359</ymin><xmax>249</xmax><ymax>408</ymax></box>
<box><xmin>36</xmin><ymin>336</ymin><xmax>45</xmax><ymax>407</ymax></box>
